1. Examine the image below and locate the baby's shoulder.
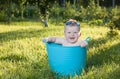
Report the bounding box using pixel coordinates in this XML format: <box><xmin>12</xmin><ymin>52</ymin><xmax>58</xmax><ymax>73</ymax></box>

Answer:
<box><xmin>78</xmin><ymin>39</ymin><xmax>84</xmax><ymax>43</ymax></box>
<box><xmin>77</xmin><ymin>39</ymin><xmax>87</xmax><ymax>44</ymax></box>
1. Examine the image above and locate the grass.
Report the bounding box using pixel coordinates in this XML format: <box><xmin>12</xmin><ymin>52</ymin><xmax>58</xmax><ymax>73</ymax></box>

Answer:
<box><xmin>0</xmin><ymin>22</ymin><xmax>120</xmax><ymax>79</ymax></box>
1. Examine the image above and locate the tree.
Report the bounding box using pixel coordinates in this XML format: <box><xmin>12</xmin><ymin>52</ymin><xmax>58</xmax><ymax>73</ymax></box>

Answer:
<box><xmin>112</xmin><ymin>0</ymin><xmax>115</xmax><ymax>7</ymax></box>
<box><xmin>19</xmin><ymin>0</ymin><xmax>26</xmax><ymax>19</ymax></box>
<box><xmin>7</xmin><ymin>0</ymin><xmax>12</xmax><ymax>24</ymax></box>
<box><xmin>37</xmin><ymin>0</ymin><xmax>56</xmax><ymax>27</ymax></box>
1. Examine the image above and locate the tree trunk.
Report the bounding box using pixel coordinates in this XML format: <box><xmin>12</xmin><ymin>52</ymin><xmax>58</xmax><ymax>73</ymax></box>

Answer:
<box><xmin>96</xmin><ymin>0</ymin><xmax>99</xmax><ymax>6</ymax></box>
<box><xmin>44</xmin><ymin>18</ymin><xmax>48</xmax><ymax>27</ymax></box>
<box><xmin>8</xmin><ymin>0</ymin><xmax>12</xmax><ymax>24</ymax></box>
<box><xmin>112</xmin><ymin>0</ymin><xmax>115</xmax><ymax>7</ymax></box>
<box><xmin>20</xmin><ymin>0</ymin><xmax>26</xmax><ymax>19</ymax></box>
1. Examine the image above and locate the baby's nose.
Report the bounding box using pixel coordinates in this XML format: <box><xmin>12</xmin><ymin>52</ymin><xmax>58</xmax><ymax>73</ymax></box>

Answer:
<box><xmin>71</xmin><ymin>33</ymin><xmax>75</xmax><ymax>36</ymax></box>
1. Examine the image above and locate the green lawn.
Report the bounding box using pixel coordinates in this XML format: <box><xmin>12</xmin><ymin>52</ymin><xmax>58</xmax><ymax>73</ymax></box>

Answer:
<box><xmin>0</xmin><ymin>22</ymin><xmax>120</xmax><ymax>79</ymax></box>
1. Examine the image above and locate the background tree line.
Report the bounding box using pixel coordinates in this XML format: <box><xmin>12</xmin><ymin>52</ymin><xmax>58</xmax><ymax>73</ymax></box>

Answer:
<box><xmin>58</xmin><ymin>0</ymin><xmax>120</xmax><ymax>7</ymax></box>
<box><xmin>0</xmin><ymin>0</ymin><xmax>120</xmax><ymax>27</ymax></box>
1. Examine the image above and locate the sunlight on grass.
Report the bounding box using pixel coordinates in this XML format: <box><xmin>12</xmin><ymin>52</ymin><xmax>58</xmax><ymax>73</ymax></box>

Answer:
<box><xmin>0</xmin><ymin>22</ymin><xmax>120</xmax><ymax>79</ymax></box>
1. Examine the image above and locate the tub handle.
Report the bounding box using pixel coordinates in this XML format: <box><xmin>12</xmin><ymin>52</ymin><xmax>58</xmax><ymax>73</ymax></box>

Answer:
<box><xmin>85</xmin><ymin>37</ymin><xmax>91</xmax><ymax>43</ymax></box>
<box><xmin>42</xmin><ymin>38</ymin><xmax>48</xmax><ymax>43</ymax></box>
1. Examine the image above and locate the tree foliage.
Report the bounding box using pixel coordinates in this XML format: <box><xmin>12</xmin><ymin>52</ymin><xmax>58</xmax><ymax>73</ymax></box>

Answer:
<box><xmin>0</xmin><ymin>0</ymin><xmax>120</xmax><ymax>24</ymax></box>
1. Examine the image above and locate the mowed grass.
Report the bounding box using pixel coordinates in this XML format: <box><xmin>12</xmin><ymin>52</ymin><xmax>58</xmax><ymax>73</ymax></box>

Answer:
<box><xmin>0</xmin><ymin>22</ymin><xmax>120</xmax><ymax>79</ymax></box>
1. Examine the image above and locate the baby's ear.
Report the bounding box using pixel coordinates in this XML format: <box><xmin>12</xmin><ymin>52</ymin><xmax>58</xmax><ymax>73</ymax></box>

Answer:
<box><xmin>64</xmin><ymin>30</ymin><xmax>66</xmax><ymax>33</ymax></box>
<box><xmin>79</xmin><ymin>31</ymin><xmax>81</xmax><ymax>36</ymax></box>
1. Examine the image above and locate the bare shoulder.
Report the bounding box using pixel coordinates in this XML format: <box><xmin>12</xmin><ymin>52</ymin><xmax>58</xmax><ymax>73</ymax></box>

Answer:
<box><xmin>78</xmin><ymin>39</ymin><xmax>84</xmax><ymax>43</ymax></box>
<box><xmin>78</xmin><ymin>39</ymin><xmax>88</xmax><ymax>47</ymax></box>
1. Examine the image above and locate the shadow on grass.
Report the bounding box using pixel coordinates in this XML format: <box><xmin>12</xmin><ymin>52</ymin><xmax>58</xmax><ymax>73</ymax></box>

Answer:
<box><xmin>0</xmin><ymin>28</ymin><xmax>52</xmax><ymax>43</ymax></box>
<box><xmin>0</xmin><ymin>54</ymin><xmax>56</xmax><ymax>79</ymax></box>
<box><xmin>1</xmin><ymin>64</ymin><xmax>56</xmax><ymax>79</ymax></box>
<box><xmin>87</xmin><ymin>34</ymin><xmax>120</xmax><ymax>68</ymax></box>
<box><xmin>87</xmin><ymin>42</ymin><xmax>120</xmax><ymax>67</ymax></box>
<box><xmin>108</xmin><ymin>66</ymin><xmax>120</xmax><ymax>78</ymax></box>
<box><xmin>0</xmin><ymin>54</ymin><xmax>27</xmax><ymax>62</ymax></box>
<box><xmin>85</xmin><ymin>34</ymin><xmax>120</xmax><ymax>78</ymax></box>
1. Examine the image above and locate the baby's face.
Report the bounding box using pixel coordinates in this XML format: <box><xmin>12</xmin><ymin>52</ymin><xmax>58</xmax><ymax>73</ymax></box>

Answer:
<box><xmin>64</xmin><ymin>26</ymin><xmax>80</xmax><ymax>43</ymax></box>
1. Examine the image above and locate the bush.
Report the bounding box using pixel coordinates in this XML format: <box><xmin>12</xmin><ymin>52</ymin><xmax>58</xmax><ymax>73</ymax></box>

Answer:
<box><xmin>111</xmin><ymin>16</ymin><xmax>120</xmax><ymax>30</ymax></box>
<box><xmin>0</xmin><ymin>11</ymin><xmax>7</xmax><ymax>22</ymax></box>
<box><xmin>49</xmin><ymin>2</ymin><xmax>81</xmax><ymax>23</ymax></box>
<box><xmin>88</xmin><ymin>19</ymin><xmax>103</xmax><ymax>26</ymax></box>
<box><xmin>106</xmin><ymin>16</ymin><xmax>120</xmax><ymax>35</ymax></box>
<box><xmin>107</xmin><ymin>16</ymin><xmax>120</xmax><ymax>29</ymax></box>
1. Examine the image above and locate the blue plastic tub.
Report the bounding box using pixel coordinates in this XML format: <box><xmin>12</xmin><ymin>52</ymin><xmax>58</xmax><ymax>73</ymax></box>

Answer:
<box><xmin>46</xmin><ymin>42</ymin><xmax>87</xmax><ymax>77</ymax></box>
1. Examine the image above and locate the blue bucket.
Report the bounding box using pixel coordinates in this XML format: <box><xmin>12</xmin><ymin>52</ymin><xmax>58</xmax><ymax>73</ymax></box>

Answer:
<box><xmin>46</xmin><ymin>42</ymin><xmax>87</xmax><ymax>77</ymax></box>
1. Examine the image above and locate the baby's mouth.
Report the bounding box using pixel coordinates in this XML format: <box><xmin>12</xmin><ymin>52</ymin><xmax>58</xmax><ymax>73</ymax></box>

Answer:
<box><xmin>70</xmin><ymin>37</ymin><xmax>75</xmax><ymax>40</ymax></box>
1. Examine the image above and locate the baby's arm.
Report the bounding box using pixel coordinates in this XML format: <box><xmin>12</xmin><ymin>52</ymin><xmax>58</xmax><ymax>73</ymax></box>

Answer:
<box><xmin>47</xmin><ymin>36</ymin><xmax>56</xmax><ymax>42</ymax></box>
<box><xmin>79</xmin><ymin>37</ymin><xmax>91</xmax><ymax>47</ymax></box>
<box><xmin>44</xmin><ymin>36</ymin><xmax>63</xmax><ymax>44</ymax></box>
<box><xmin>79</xmin><ymin>40</ymin><xmax>88</xmax><ymax>47</ymax></box>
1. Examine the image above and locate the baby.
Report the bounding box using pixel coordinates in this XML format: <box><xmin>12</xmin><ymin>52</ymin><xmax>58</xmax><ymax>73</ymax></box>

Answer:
<box><xmin>43</xmin><ymin>19</ymin><xmax>88</xmax><ymax>47</ymax></box>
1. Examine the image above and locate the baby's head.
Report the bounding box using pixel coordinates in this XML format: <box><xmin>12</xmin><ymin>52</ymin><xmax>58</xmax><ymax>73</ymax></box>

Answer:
<box><xmin>65</xmin><ymin>19</ymin><xmax>80</xmax><ymax>31</ymax></box>
<box><xmin>64</xmin><ymin>19</ymin><xmax>81</xmax><ymax>43</ymax></box>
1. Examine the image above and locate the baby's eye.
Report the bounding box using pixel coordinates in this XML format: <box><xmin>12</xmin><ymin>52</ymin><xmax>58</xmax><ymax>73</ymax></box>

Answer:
<box><xmin>74</xmin><ymin>32</ymin><xmax>77</xmax><ymax>33</ymax></box>
<box><xmin>68</xmin><ymin>32</ymin><xmax>71</xmax><ymax>34</ymax></box>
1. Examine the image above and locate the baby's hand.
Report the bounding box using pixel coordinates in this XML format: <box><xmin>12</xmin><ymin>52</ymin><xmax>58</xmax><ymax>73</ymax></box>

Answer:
<box><xmin>47</xmin><ymin>37</ymin><xmax>56</xmax><ymax>42</ymax></box>
<box><xmin>80</xmin><ymin>41</ymin><xmax>88</xmax><ymax>47</ymax></box>
<box><xmin>42</xmin><ymin>37</ymin><xmax>56</xmax><ymax>43</ymax></box>
<box><xmin>42</xmin><ymin>38</ymin><xmax>48</xmax><ymax>43</ymax></box>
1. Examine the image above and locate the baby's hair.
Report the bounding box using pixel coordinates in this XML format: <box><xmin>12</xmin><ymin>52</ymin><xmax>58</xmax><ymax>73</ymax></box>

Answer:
<box><xmin>68</xmin><ymin>19</ymin><xmax>77</xmax><ymax>22</ymax></box>
<box><xmin>65</xmin><ymin>19</ymin><xmax>80</xmax><ymax>31</ymax></box>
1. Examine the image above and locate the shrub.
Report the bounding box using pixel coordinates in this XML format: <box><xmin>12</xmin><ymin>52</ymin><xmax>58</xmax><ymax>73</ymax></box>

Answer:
<box><xmin>49</xmin><ymin>2</ymin><xmax>80</xmax><ymax>23</ymax></box>
<box><xmin>88</xmin><ymin>19</ymin><xmax>103</xmax><ymax>26</ymax></box>
<box><xmin>112</xmin><ymin>16</ymin><xmax>120</xmax><ymax>30</ymax></box>
<box><xmin>80</xmin><ymin>0</ymin><xmax>108</xmax><ymax>23</ymax></box>
<box><xmin>107</xmin><ymin>16</ymin><xmax>120</xmax><ymax>29</ymax></box>
<box><xmin>106</xmin><ymin>16</ymin><xmax>120</xmax><ymax>35</ymax></box>
<box><xmin>0</xmin><ymin>11</ymin><xmax>7</xmax><ymax>22</ymax></box>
